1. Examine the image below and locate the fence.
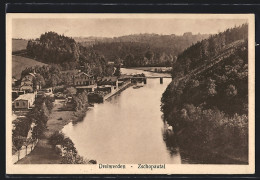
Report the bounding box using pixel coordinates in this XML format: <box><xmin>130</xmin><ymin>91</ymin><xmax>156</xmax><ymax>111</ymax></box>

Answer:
<box><xmin>12</xmin><ymin>139</ymin><xmax>38</xmax><ymax>164</ymax></box>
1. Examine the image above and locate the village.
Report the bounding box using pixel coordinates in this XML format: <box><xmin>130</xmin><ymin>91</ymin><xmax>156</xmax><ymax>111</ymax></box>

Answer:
<box><xmin>12</xmin><ymin>68</ymin><xmax>136</xmax><ymax>111</ymax></box>
<box><xmin>11</xmin><ymin>65</ymin><xmax>147</xmax><ymax>163</ymax></box>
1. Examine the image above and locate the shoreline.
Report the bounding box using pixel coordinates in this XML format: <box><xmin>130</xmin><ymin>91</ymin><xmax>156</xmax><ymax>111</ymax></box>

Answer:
<box><xmin>103</xmin><ymin>81</ymin><xmax>133</xmax><ymax>101</ymax></box>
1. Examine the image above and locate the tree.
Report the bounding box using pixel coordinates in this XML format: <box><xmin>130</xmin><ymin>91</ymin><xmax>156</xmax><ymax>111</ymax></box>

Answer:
<box><xmin>206</xmin><ymin>78</ymin><xmax>217</xmax><ymax>96</ymax></box>
<box><xmin>226</xmin><ymin>84</ymin><xmax>238</xmax><ymax>97</ymax></box>
<box><xmin>113</xmin><ymin>66</ymin><xmax>121</xmax><ymax>77</ymax></box>
<box><xmin>13</xmin><ymin>136</ymin><xmax>26</xmax><ymax>161</ymax></box>
<box><xmin>34</xmin><ymin>74</ymin><xmax>46</xmax><ymax>89</ymax></box>
<box><xmin>64</xmin><ymin>87</ymin><xmax>77</xmax><ymax>96</ymax></box>
<box><xmin>145</xmin><ymin>50</ymin><xmax>154</xmax><ymax>60</ymax></box>
<box><xmin>49</xmin><ymin>131</ymin><xmax>65</xmax><ymax>147</ymax></box>
<box><xmin>124</xmin><ymin>54</ymin><xmax>134</xmax><ymax>67</ymax></box>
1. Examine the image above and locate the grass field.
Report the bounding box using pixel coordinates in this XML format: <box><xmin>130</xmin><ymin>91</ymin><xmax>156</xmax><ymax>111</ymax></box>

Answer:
<box><xmin>12</xmin><ymin>55</ymin><xmax>46</xmax><ymax>79</ymax></box>
<box><xmin>12</xmin><ymin>39</ymin><xmax>28</xmax><ymax>52</ymax></box>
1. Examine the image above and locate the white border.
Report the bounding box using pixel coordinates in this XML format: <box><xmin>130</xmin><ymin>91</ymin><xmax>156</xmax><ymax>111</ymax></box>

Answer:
<box><xmin>6</xmin><ymin>13</ymin><xmax>255</xmax><ymax>174</ymax></box>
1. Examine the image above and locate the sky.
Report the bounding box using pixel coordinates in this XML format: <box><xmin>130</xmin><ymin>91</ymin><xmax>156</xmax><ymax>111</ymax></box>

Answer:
<box><xmin>12</xmin><ymin>18</ymin><xmax>247</xmax><ymax>39</ymax></box>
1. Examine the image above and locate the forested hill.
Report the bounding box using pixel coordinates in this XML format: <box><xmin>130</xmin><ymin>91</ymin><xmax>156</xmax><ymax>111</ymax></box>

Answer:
<box><xmin>25</xmin><ymin>32</ymin><xmax>115</xmax><ymax>77</ymax></box>
<box><xmin>161</xmin><ymin>24</ymin><xmax>248</xmax><ymax>163</ymax></box>
<box><xmin>76</xmin><ymin>33</ymin><xmax>209</xmax><ymax>67</ymax></box>
<box><xmin>172</xmin><ymin>24</ymin><xmax>248</xmax><ymax>78</ymax></box>
<box><xmin>27</xmin><ymin>32</ymin><xmax>80</xmax><ymax>64</ymax></box>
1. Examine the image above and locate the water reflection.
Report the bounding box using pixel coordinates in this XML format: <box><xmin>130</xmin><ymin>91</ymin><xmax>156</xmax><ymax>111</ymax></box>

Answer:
<box><xmin>62</xmin><ymin>69</ymin><xmax>181</xmax><ymax>164</ymax></box>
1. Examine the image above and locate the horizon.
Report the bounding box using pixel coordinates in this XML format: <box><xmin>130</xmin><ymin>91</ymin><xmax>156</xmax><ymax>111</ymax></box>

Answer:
<box><xmin>13</xmin><ymin>31</ymin><xmax>211</xmax><ymax>40</ymax></box>
<box><xmin>12</xmin><ymin>18</ymin><xmax>247</xmax><ymax>40</ymax></box>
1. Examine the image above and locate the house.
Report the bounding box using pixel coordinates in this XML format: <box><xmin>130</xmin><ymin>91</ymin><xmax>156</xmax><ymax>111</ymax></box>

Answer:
<box><xmin>20</xmin><ymin>73</ymin><xmax>36</xmax><ymax>93</ymax></box>
<box><xmin>20</xmin><ymin>73</ymin><xmax>35</xmax><ymax>87</ymax></box>
<box><xmin>14</xmin><ymin>93</ymin><xmax>36</xmax><ymax>110</ymax></box>
<box><xmin>20</xmin><ymin>84</ymin><xmax>34</xmax><ymax>93</ymax></box>
<box><xmin>76</xmin><ymin>84</ymin><xmax>97</xmax><ymax>93</ymax></box>
<box><xmin>97</xmin><ymin>76</ymin><xmax>118</xmax><ymax>89</ymax></box>
<box><xmin>37</xmin><ymin>87</ymin><xmax>54</xmax><ymax>97</ymax></box>
<box><xmin>43</xmin><ymin>87</ymin><xmax>54</xmax><ymax>97</ymax></box>
<box><xmin>12</xmin><ymin>90</ymin><xmax>25</xmax><ymax>101</ymax></box>
<box><xmin>118</xmin><ymin>81</ymin><xmax>124</xmax><ymax>86</ymax></box>
<box><xmin>73</xmin><ymin>72</ymin><xmax>95</xmax><ymax>86</ymax></box>
<box><xmin>96</xmin><ymin>85</ymin><xmax>113</xmax><ymax>93</ymax></box>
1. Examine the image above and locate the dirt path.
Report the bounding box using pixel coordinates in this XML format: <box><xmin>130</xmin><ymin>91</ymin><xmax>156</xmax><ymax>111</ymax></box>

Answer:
<box><xmin>17</xmin><ymin>99</ymin><xmax>75</xmax><ymax>164</ymax></box>
<box><xmin>16</xmin><ymin>139</ymin><xmax>61</xmax><ymax>164</ymax></box>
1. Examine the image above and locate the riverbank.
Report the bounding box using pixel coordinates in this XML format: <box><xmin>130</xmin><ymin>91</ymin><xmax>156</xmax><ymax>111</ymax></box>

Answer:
<box><xmin>16</xmin><ymin>99</ymin><xmax>89</xmax><ymax>164</ymax></box>
<box><xmin>103</xmin><ymin>81</ymin><xmax>133</xmax><ymax>101</ymax></box>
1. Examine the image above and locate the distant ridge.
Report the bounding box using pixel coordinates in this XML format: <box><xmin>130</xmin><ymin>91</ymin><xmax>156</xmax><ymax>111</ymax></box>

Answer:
<box><xmin>74</xmin><ymin>33</ymin><xmax>210</xmax><ymax>45</ymax></box>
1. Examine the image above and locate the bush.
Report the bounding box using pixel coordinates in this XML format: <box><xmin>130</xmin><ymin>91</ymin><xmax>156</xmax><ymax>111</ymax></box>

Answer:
<box><xmin>49</xmin><ymin>131</ymin><xmax>65</xmax><ymax>147</ymax></box>
<box><xmin>49</xmin><ymin>131</ymin><xmax>91</xmax><ymax>164</ymax></box>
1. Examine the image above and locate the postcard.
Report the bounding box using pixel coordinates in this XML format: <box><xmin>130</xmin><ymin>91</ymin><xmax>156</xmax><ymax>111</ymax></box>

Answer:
<box><xmin>6</xmin><ymin>13</ymin><xmax>255</xmax><ymax>174</ymax></box>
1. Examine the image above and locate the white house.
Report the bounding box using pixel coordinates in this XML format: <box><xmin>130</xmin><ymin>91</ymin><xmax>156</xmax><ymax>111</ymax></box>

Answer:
<box><xmin>14</xmin><ymin>93</ymin><xmax>36</xmax><ymax>110</ymax></box>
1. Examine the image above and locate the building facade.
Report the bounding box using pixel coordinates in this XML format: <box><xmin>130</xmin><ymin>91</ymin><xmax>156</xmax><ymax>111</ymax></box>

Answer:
<box><xmin>20</xmin><ymin>73</ymin><xmax>35</xmax><ymax>93</ymax></box>
<box><xmin>14</xmin><ymin>93</ymin><xmax>35</xmax><ymax>109</ymax></box>
<box><xmin>73</xmin><ymin>72</ymin><xmax>95</xmax><ymax>86</ymax></box>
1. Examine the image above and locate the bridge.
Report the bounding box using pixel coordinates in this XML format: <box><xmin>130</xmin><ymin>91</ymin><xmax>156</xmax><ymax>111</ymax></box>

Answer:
<box><xmin>129</xmin><ymin>76</ymin><xmax>172</xmax><ymax>84</ymax></box>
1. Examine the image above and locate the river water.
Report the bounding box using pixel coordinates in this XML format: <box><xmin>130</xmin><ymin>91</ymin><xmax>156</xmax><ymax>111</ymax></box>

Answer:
<box><xmin>62</xmin><ymin>68</ymin><xmax>181</xmax><ymax>164</ymax></box>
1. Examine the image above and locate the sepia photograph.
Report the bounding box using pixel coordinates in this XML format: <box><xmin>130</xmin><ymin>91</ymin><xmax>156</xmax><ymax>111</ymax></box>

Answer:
<box><xmin>6</xmin><ymin>13</ymin><xmax>255</xmax><ymax>174</ymax></box>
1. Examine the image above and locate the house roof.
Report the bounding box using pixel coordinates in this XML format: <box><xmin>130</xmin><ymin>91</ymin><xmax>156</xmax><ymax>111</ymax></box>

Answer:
<box><xmin>15</xmin><ymin>93</ymin><xmax>35</xmax><ymax>101</ymax></box>
<box><xmin>20</xmin><ymin>83</ymin><xmax>33</xmax><ymax>87</ymax></box>
<box><xmin>74</xmin><ymin>72</ymin><xmax>92</xmax><ymax>77</ymax></box>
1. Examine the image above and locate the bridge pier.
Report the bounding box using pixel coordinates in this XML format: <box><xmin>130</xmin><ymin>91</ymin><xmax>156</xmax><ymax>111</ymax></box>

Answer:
<box><xmin>143</xmin><ymin>78</ymin><xmax>147</xmax><ymax>84</ymax></box>
<box><xmin>160</xmin><ymin>77</ymin><xmax>163</xmax><ymax>84</ymax></box>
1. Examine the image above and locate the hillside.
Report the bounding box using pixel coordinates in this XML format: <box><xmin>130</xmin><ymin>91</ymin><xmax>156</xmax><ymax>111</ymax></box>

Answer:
<box><xmin>25</xmin><ymin>32</ymin><xmax>115</xmax><ymax>77</ymax></box>
<box><xmin>76</xmin><ymin>33</ymin><xmax>210</xmax><ymax>67</ymax></box>
<box><xmin>161</xmin><ymin>24</ymin><xmax>248</xmax><ymax>164</ymax></box>
<box><xmin>12</xmin><ymin>55</ymin><xmax>46</xmax><ymax>79</ymax></box>
<box><xmin>12</xmin><ymin>39</ymin><xmax>28</xmax><ymax>52</ymax></box>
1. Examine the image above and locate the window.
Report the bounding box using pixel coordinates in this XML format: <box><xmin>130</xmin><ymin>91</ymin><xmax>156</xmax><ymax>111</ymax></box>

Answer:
<box><xmin>16</xmin><ymin>102</ymin><xmax>19</xmax><ymax>106</ymax></box>
<box><xmin>23</xmin><ymin>102</ymin><xmax>26</xmax><ymax>106</ymax></box>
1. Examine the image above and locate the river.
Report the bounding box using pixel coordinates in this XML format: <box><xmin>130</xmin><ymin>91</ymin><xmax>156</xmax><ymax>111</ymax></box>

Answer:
<box><xmin>62</xmin><ymin>68</ymin><xmax>181</xmax><ymax>164</ymax></box>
